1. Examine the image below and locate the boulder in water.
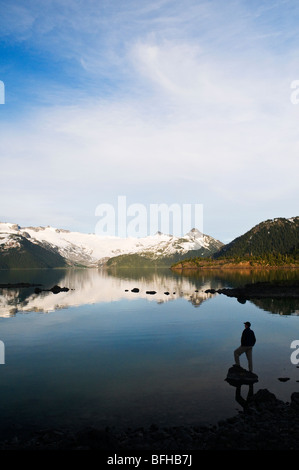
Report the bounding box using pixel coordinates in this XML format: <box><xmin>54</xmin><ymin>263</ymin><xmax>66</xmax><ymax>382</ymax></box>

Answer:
<box><xmin>225</xmin><ymin>364</ymin><xmax>258</xmax><ymax>385</ymax></box>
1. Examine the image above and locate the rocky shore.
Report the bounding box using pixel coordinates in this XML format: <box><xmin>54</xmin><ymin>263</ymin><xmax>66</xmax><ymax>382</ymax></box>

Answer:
<box><xmin>206</xmin><ymin>280</ymin><xmax>299</xmax><ymax>302</ymax></box>
<box><xmin>0</xmin><ymin>283</ymin><xmax>70</xmax><ymax>294</ymax></box>
<box><xmin>1</xmin><ymin>388</ymin><xmax>299</xmax><ymax>451</ymax></box>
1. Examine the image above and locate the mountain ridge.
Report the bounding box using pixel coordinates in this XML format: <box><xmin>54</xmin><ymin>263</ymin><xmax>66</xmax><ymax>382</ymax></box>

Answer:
<box><xmin>171</xmin><ymin>216</ymin><xmax>299</xmax><ymax>270</ymax></box>
<box><xmin>2</xmin><ymin>216</ymin><xmax>297</xmax><ymax>270</ymax></box>
<box><xmin>0</xmin><ymin>222</ymin><xmax>223</xmax><ymax>269</ymax></box>
<box><xmin>0</xmin><ymin>232</ymin><xmax>67</xmax><ymax>269</ymax></box>
<box><xmin>214</xmin><ymin>217</ymin><xmax>299</xmax><ymax>259</ymax></box>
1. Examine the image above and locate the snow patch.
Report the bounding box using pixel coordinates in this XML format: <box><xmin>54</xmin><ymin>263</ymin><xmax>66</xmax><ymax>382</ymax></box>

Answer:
<box><xmin>0</xmin><ymin>222</ymin><xmax>223</xmax><ymax>266</ymax></box>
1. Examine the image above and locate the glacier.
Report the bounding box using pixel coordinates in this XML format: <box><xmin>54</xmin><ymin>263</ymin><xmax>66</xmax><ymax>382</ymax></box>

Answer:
<box><xmin>0</xmin><ymin>222</ymin><xmax>223</xmax><ymax>267</ymax></box>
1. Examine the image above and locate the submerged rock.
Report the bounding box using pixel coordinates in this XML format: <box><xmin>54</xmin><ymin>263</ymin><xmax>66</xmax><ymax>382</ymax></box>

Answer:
<box><xmin>34</xmin><ymin>285</ymin><xmax>70</xmax><ymax>294</ymax></box>
<box><xmin>50</xmin><ymin>285</ymin><xmax>69</xmax><ymax>294</ymax></box>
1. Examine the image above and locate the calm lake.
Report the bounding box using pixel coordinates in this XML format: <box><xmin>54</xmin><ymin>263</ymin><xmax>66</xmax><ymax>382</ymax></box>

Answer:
<box><xmin>0</xmin><ymin>267</ymin><xmax>298</xmax><ymax>439</ymax></box>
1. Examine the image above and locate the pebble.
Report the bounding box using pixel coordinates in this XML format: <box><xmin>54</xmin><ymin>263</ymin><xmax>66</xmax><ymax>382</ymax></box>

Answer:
<box><xmin>1</xmin><ymin>389</ymin><xmax>299</xmax><ymax>450</ymax></box>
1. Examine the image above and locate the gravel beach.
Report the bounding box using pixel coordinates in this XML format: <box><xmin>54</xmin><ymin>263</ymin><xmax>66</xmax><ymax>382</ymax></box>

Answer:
<box><xmin>0</xmin><ymin>388</ymin><xmax>299</xmax><ymax>451</ymax></box>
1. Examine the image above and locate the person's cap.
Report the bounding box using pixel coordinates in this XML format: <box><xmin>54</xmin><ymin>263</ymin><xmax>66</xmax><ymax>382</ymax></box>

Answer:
<box><xmin>244</xmin><ymin>321</ymin><xmax>251</xmax><ymax>327</ymax></box>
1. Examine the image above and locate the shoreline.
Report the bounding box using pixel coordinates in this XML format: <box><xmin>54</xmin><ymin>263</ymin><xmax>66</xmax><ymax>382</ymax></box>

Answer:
<box><xmin>171</xmin><ymin>261</ymin><xmax>299</xmax><ymax>271</ymax></box>
<box><xmin>1</xmin><ymin>389</ymin><xmax>299</xmax><ymax>451</ymax></box>
<box><xmin>205</xmin><ymin>280</ymin><xmax>299</xmax><ymax>300</ymax></box>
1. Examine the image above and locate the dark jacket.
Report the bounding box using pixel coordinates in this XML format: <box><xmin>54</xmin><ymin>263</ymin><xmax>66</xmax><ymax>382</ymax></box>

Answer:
<box><xmin>241</xmin><ymin>328</ymin><xmax>256</xmax><ymax>347</ymax></box>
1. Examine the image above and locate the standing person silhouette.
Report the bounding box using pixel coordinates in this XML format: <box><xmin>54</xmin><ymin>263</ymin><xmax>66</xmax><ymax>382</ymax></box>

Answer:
<box><xmin>234</xmin><ymin>322</ymin><xmax>256</xmax><ymax>372</ymax></box>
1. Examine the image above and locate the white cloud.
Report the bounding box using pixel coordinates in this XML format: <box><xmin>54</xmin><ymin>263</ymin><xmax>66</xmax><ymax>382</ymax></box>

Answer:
<box><xmin>1</xmin><ymin>0</ymin><xmax>299</xmax><ymax>239</ymax></box>
<box><xmin>1</xmin><ymin>51</ymin><xmax>297</xmax><ymax>203</ymax></box>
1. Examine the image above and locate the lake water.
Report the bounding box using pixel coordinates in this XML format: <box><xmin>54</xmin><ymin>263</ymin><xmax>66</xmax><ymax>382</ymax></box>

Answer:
<box><xmin>0</xmin><ymin>267</ymin><xmax>298</xmax><ymax>439</ymax></box>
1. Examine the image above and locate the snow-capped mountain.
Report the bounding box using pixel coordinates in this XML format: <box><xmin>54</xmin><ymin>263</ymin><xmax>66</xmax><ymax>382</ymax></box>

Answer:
<box><xmin>0</xmin><ymin>222</ymin><xmax>223</xmax><ymax>268</ymax></box>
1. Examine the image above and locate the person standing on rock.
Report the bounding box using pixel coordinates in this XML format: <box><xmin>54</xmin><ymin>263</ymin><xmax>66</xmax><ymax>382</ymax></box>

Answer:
<box><xmin>234</xmin><ymin>322</ymin><xmax>256</xmax><ymax>372</ymax></box>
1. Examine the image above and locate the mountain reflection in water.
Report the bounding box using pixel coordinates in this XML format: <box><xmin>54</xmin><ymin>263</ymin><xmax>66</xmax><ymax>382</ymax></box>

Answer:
<box><xmin>0</xmin><ymin>267</ymin><xmax>299</xmax><ymax>434</ymax></box>
<box><xmin>0</xmin><ymin>267</ymin><xmax>298</xmax><ymax>317</ymax></box>
<box><xmin>0</xmin><ymin>268</ymin><xmax>217</xmax><ymax>317</ymax></box>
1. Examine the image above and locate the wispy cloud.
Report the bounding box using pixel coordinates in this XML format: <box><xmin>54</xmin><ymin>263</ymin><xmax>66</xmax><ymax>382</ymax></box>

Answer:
<box><xmin>0</xmin><ymin>0</ymin><xmax>298</xmax><ymax>239</ymax></box>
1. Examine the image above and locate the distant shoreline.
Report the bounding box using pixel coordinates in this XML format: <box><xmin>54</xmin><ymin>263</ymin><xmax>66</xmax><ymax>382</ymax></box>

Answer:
<box><xmin>204</xmin><ymin>279</ymin><xmax>299</xmax><ymax>300</ymax></box>
<box><xmin>171</xmin><ymin>259</ymin><xmax>299</xmax><ymax>271</ymax></box>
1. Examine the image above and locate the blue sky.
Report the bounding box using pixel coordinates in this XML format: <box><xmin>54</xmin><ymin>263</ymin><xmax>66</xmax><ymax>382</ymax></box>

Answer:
<box><xmin>0</xmin><ymin>0</ymin><xmax>298</xmax><ymax>242</ymax></box>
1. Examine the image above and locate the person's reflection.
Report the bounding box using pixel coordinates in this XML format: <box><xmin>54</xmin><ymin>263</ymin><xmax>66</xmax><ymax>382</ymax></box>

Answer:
<box><xmin>225</xmin><ymin>364</ymin><xmax>258</xmax><ymax>411</ymax></box>
<box><xmin>226</xmin><ymin>378</ymin><xmax>256</xmax><ymax>410</ymax></box>
<box><xmin>235</xmin><ymin>382</ymin><xmax>254</xmax><ymax>410</ymax></box>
